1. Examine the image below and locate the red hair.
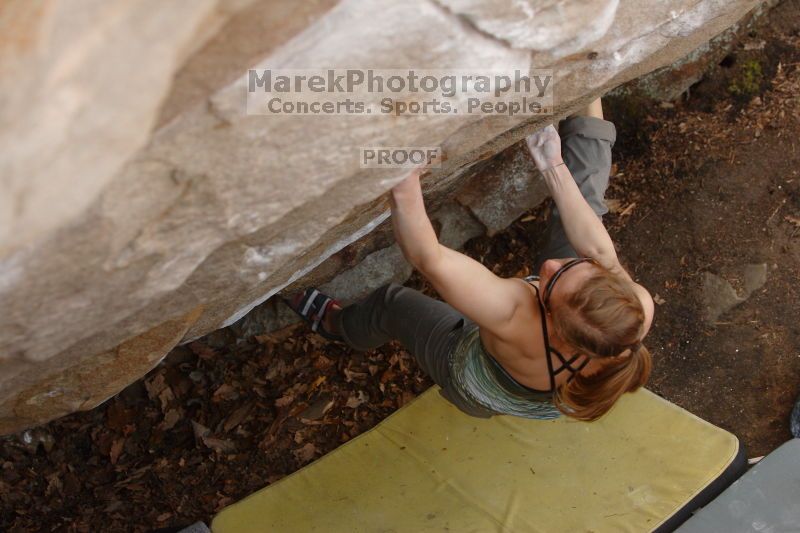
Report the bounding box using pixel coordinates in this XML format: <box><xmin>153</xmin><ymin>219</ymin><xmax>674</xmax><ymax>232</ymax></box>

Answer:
<box><xmin>550</xmin><ymin>265</ymin><xmax>651</xmax><ymax>421</ymax></box>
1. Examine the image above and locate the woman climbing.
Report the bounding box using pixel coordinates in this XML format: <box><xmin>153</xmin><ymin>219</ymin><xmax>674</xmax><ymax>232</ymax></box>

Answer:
<box><xmin>286</xmin><ymin>97</ymin><xmax>654</xmax><ymax>421</ymax></box>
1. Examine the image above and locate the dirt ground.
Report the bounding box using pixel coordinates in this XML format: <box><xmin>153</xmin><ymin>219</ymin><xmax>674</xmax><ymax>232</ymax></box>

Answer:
<box><xmin>2</xmin><ymin>4</ymin><xmax>800</xmax><ymax>531</ymax></box>
<box><xmin>604</xmin><ymin>4</ymin><xmax>800</xmax><ymax>457</ymax></box>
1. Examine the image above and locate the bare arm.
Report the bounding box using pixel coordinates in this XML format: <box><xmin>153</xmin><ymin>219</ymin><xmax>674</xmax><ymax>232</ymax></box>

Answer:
<box><xmin>541</xmin><ymin>164</ymin><xmax>620</xmax><ymax>270</ymax></box>
<box><xmin>526</xmin><ymin>125</ymin><xmax>621</xmax><ymax>272</ymax></box>
<box><xmin>390</xmin><ymin>170</ymin><xmax>524</xmax><ymax>335</ymax></box>
<box><xmin>527</xmin><ymin>124</ymin><xmax>655</xmax><ymax>336</ymax></box>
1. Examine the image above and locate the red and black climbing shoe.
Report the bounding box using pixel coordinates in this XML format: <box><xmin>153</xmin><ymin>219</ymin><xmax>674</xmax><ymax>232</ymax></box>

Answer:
<box><xmin>283</xmin><ymin>288</ymin><xmax>344</xmax><ymax>342</ymax></box>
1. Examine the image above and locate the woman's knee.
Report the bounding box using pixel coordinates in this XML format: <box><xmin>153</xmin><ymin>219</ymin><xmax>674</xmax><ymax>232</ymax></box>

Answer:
<box><xmin>359</xmin><ymin>282</ymin><xmax>405</xmax><ymax>318</ymax></box>
<box><xmin>375</xmin><ymin>281</ymin><xmax>404</xmax><ymax>303</ymax></box>
<box><xmin>376</xmin><ymin>282</ymin><xmax>423</xmax><ymax>315</ymax></box>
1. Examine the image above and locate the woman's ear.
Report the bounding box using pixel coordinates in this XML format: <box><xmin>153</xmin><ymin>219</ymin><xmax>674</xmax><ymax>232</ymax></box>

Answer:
<box><xmin>632</xmin><ymin>284</ymin><xmax>654</xmax><ymax>337</ymax></box>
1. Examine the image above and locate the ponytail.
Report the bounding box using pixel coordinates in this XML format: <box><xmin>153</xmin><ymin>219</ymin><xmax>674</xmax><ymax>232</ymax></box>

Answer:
<box><xmin>549</xmin><ymin>266</ymin><xmax>652</xmax><ymax>421</ymax></box>
<box><xmin>554</xmin><ymin>343</ymin><xmax>651</xmax><ymax>421</ymax></box>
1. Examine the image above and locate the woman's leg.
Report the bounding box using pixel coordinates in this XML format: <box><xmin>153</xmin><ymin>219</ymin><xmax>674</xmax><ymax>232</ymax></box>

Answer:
<box><xmin>328</xmin><ymin>283</ymin><xmax>465</xmax><ymax>388</ymax></box>
<box><xmin>327</xmin><ymin>282</ymin><xmax>493</xmax><ymax>417</ymax></box>
<box><xmin>534</xmin><ymin>97</ymin><xmax>617</xmax><ymax>270</ymax></box>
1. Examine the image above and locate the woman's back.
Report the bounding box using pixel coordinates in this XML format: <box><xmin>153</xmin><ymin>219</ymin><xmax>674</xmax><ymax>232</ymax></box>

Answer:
<box><xmin>478</xmin><ymin>275</ymin><xmax>602</xmax><ymax>393</ymax></box>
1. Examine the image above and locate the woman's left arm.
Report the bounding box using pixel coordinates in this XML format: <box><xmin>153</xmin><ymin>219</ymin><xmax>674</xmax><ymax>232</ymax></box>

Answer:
<box><xmin>390</xmin><ymin>169</ymin><xmax>526</xmax><ymax>336</ymax></box>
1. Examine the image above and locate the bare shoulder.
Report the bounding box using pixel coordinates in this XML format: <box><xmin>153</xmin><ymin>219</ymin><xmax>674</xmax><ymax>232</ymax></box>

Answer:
<box><xmin>489</xmin><ymin>277</ymin><xmax>541</xmax><ymax>337</ymax></box>
<box><xmin>632</xmin><ymin>283</ymin><xmax>655</xmax><ymax>338</ymax></box>
<box><xmin>504</xmin><ymin>276</ymin><xmax>541</xmax><ymax>314</ymax></box>
<box><xmin>606</xmin><ymin>261</ymin><xmax>654</xmax><ymax>338</ymax></box>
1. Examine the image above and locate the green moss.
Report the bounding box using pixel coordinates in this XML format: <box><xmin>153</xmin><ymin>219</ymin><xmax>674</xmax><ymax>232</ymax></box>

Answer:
<box><xmin>728</xmin><ymin>59</ymin><xmax>763</xmax><ymax>97</ymax></box>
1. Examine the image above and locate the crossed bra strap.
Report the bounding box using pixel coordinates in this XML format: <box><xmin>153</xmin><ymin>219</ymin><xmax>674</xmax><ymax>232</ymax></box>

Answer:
<box><xmin>524</xmin><ymin>275</ymin><xmax>590</xmax><ymax>392</ymax></box>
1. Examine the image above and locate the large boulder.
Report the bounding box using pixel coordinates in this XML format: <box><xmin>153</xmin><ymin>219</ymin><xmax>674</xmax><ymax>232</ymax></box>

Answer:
<box><xmin>0</xmin><ymin>0</ymin><xmax>762</xmax><ymax>434</ymax></box>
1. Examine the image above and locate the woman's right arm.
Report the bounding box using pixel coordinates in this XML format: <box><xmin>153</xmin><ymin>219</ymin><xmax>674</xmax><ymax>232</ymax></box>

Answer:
<box><xmin>526</xmin><ymin>124</ymin><xmax>655</xmax><ymax>337</ymax></box>
<box><xmin>526</xmin><ymin>125</ymin><xmax>622</xmax><ymax>274</ymax></box>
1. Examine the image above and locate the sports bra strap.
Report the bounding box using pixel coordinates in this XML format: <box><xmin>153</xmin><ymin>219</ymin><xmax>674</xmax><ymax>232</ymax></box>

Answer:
<box><xmin>526</xmin><ymin>276</ymin><xmax>589</xmax><ymax>391</ymax></box>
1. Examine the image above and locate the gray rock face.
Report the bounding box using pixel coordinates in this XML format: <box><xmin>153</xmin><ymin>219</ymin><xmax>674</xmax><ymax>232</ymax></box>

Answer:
<box><xmin>456</xmin><ymin>142</ymin><xmax>549</xmax><ymax>236</ymax></box>
<box><xmin>0</xmin><ymin>0</ymin><xmax>761</xmax><ymax>434</ymax></box>
<box><xmin>701</xmin><ymin>264</ymin><xmax>768</xmax><ymax>323</ymax></box>
<box><xmin>320</xmin><ymin>244</ymin><xmax>415</xmax><ymax>304</ymax></box>
<box><xmin>238</xmin><ymin>176</ymin><xmax>494</xmax><ymax>340</ymax></box>
<box><xmin>0</xmin><ymin>0</ymin><xmax>251</xmax><ymax>257</ymax></box>
<box><xmin>437</xmin><ymin>0</ymin><xmax>619</xmax><ymax>56</ymax></box>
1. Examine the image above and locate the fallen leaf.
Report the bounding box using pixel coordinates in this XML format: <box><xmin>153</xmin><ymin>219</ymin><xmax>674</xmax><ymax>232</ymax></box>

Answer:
<box><xmin>106</xmin><ymin>401</ymin><xmax>136</xmax><ymax>432</ymax></box>
<box><xmin>380</xmin><ymin>368</ymin><xmax>395</xmax><ymax>384</ymax></box>
<box><xmin>160</xmin><ymin>407</ymin><xmax>183</xmax><ymax>431</ymax></box>
<box><xmin>214</xmin><ymin>495</ymin><xmax>234</xmax><ymax>512</ymax></box>
<box><xmin>109</xmin><ymin>438</ymin><xmax>125</xmax><ymax>465</ymax></box>
<box><xmin>189</xmin><ymin>341</ymin><xmax>217</xmax><ymax>360</ymax></box>
<box><xmin>44</xmin><ymin>473</ymin><xmax>63</xmax><ymax>497</ymax></box>
<box><xmin>144</xmin><ymin>372</ymin><xmax>167</xmax><ymax>401</ymax></box>
<box><xmin>606</xmin><ymin>198</ymin><xmax>623</xmax><ymax>213</ymax></box>
<box><xmin>192</xmin><ymin>420</ymin><xmax>211</xmax><ymax>440</ymax></box>
<box><xmin>293</xmin><ymin>355</ymin><xmax>312</xmax><ymax>370</ymax></box>
<box><xmin>104</xmin><ymin>500</ymin><xmax>124</xmax><ymax>513</ymax></box>
<box><xmin>203</xmin><ymin>436</ymin><xmax>236</xmax><ymax>454</ymax></box>
<box><xmin>192</xmin><ymin>420</ymin><xmax>236</xmax><ymax>453</ymax></box>
<box><xmin>309</xmin><ymin>375</ymin><xmax>326</xmax><ymax>392</ymax></box>
<box><xmin>300</xmin><ymin>395</ymin><xmax>334</xmax><ymax>421</ymax></box>
<box><xmin>346</xmin><ymin>391</ymin><xmax>368</xmax><ymax>409</ymax></box>
<box><xmin>343</xmin><ymin>368</ymin><xmax>367</xmax><ymax>382</ymax></box>
<box><xmin>158</xmin><ymin>387</ymin><xmax>176</xmax><ymax>411</ymax></box>
<box><xmin>223</xmin><ymin>403</ymin><xmax>253</xmax><ymax>433</ymax></box>
<box><xmin>265</xmin><ymin>359</ymin><xmax>289</xmax><ymax>381</ymax></box>
<box><xmin>212</xmin><ymin>383</ymin><xmax>237</xmax><ymax>403</ymax></box>
<box><xmin>293</xmin><ymin>443</ymin><xmax>316</xmax><ymax>462</ymax></box>
<box><xmin>274</xmin><ymin>394</ymin><xmax>295</xmax><ymax>408</ymax></box>
<box><xmin>313</xmin><ymin>356</ymin><xmax>334</xmax><ymax>370</ymax></box>
<box><xmin>619</xmin><ymin>202</ymin><xmax>637</xmax><ymax>217</ymax></box>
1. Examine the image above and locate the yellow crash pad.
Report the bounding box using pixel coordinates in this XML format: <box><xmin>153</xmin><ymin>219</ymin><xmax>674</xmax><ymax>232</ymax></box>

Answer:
<box><xmin>212</xmin><ymin>387</ymin><xmax>740</xmax><ymax>533</ymax></box>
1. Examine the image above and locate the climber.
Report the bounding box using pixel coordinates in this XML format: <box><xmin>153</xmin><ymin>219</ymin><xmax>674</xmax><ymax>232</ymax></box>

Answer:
<box><xmin>285</xmin><ymin>97</ymin><xmax>655</xmax><ymax>421</ymax></box>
